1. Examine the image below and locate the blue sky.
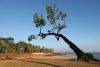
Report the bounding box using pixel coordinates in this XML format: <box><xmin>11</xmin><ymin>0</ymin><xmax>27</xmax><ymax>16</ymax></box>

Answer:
<box><xmin>0</xmin><ymin>0</ymin><xmax>100</xmax><ymax>52</ymax></box>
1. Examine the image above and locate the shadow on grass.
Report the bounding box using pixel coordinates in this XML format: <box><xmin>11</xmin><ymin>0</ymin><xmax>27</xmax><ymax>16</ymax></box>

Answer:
<box><xmin>77</xmin><ymin>60</ymin><xmax>100</xmax><ymax>65</ymax></box>
<box><xmin>17</xmin><ymin>59</ymin><xmax>61</xmax><ymax>67</ymax></box>
<box><xmin>87</xmin><ymin>61</ymin><xmax>100</xmax><ymax>65</ymax></box>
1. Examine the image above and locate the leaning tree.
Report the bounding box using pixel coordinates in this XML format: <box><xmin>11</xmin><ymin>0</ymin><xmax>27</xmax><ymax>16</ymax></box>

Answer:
<box><xmin>28</xmin><ymin>4</ymin><xmax>99</xmax><ymax>61</ymax></box>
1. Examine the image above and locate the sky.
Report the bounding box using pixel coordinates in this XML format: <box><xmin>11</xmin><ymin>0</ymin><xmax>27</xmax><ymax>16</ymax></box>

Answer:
<box><xmin>0</xmin><ymin>0</ymin><xmax>100</xmax><ymax>52</ymax></box>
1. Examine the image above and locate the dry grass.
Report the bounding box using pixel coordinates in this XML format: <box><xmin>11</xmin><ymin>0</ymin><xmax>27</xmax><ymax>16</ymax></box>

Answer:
<box><xmin>0</xmin><ymin>55</ymin><xmax>100</xmax><ymax>67</ymax></box>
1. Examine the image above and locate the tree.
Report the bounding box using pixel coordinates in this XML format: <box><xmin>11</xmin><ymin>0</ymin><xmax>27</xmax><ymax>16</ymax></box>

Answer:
<box><xmin>7</xmin><ymin>42</ymin><xmax>16</xmax><ymax>53</ymax></box>
<box><xmin>0</xmin><ymin>37</ymin><xmax>14</xmax><ymax>43</ymax></box>
<box><xmin>28</xmin><ymin>4</ymin><xmax>99</xmax><ymax>61</ymax></box>
<box><xmin>0</xmin><ymin>42</ymin><xmax>3</xmax><ymax>53</ymax></box>
<box><xmin>27</xmin><ymin>43</ymin><xmax>34</xmax><ymax>53</ymax></box>
<box><xmin>16</xmin><ymin>41</ymin><xmax>28</xmax><ymax>53</ymax></box>
<box><xmin>1</xmin><ymin>42</ymin><xmax>9</xmax><ymax>54</ymax></box>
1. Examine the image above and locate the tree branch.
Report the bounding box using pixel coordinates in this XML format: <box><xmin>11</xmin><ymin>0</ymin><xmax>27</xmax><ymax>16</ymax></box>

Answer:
<box><xmin>42</xmin><ymin>33</ymin><xmax>84</xmax><ymax>54</ymax></box>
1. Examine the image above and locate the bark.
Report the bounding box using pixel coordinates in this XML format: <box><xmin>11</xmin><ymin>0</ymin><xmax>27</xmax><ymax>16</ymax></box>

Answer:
<box><xmin>58</xmin><ymin>34</ymin><xmax>84</xmax><ymax>59</ymax></box>
<box><xmin>43</xmin><ymin>33</ymin><xmax>99</xmax><ymax>61</ymax></box>
<box><xmin>5</xmin><ymin>49</ymin><xmax>7</xmax><ymax>55</ymax></box>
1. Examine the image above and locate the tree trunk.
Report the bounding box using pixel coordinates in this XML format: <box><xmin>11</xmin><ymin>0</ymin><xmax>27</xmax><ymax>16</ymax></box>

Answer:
<box><xmin>5</xmin><ymin>49</ymin><xmax>7</xmax><ymax>55</ymax></box>
<box><xmin>43</xmin><ymin>33</ymin><xmax>99</xmax><ymax>61</ymax></box>
<box><xmin>58</xmin><ymin>34</ymin><xmax>84</xmax><ymax>60</ymax></box>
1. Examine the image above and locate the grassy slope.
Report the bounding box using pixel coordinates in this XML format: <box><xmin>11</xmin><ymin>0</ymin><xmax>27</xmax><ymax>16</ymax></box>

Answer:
<box><xmin>0</xmin><ymin>56</ymin><xmax>100</xmax><ymax>67</ymax></box>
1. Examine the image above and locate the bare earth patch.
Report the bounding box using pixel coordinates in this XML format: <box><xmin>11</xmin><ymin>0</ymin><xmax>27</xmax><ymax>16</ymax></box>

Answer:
<box><xmin>0</xmin><ymin>55</ymin><xmax>100</xmax><ymax>67</ymax></box>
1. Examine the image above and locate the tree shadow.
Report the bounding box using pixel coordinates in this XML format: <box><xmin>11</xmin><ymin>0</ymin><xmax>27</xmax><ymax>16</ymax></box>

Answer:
<box><xmin>86</xmin><ymin>61</ymin><xmax>100</xmax><ymax>65</ymax></box>
<box><xmin>77</xmin><ymin>60</ymin><xmax>100</xmax><ymax>65</ymax></box>
<box><xmin>16</xmin><ymin>59</ymin><xmax>61</xmax><ymax>67</ymax></box>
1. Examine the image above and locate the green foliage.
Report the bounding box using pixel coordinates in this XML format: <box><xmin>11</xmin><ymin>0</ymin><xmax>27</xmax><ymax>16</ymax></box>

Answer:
<box><xmin>1</xmin><ymin>42</ymin><xmax>9</xmax><ymax>49</ymax></box>
<box><xmin>46</xmin><ymin>5</ymin><xmax>56</xmax><ymax>24</ymax></box>
<box><xmin>1</xmin><ymin>42</ymin><xmax>10</xmax><ymax>54</ymax></box>
<box><xmin>33</xmin><ymin>13</ymin><xmax>46</xmax><ymax>27</ymax></box>
<box><xmin>46</xmin><ymin>4</ymin><xmax>67</xmax><ymax>26</ymax></box>
<box><xmin>31</xmin><ymin>4</ymin><xmax>67</xmax><ymax>40</ymax></box>
<box><xmin>16</xmin><ymin>41</ymin><xmax>27</xmax><ymax>48</ymax></box>
<box><xmin>39</xmin><ymin>33</ymin><xmax>46</xmax><ymax>39</ymax></box>
<box><xmin>0</xmin><ymin>37</ymin><xmax>14</xmax><ymax>43</ymax></box>
<box><xmin>28</xmin><ymin>35</ymin><xmax>36</xmax><ymax>41</ymax></box>
<box><xmin>57</xmin><ymin>24</ymin><xmax>66</xmax><ymax>29</ymax></box>
<box><xmin>0</xmin><ymin>37</ymin><xmax>54</xmax><ymax>54</ymax></box>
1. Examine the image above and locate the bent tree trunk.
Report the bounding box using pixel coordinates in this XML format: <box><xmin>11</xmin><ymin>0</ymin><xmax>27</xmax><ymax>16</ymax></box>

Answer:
<box><xmin>59</xmin><ymin>34</ymin><xmax>84</xmax><ymax>60</ymax></box>
<box><xmin>43</xmin><ymin>33</ymin><xmax>99</xmax><ymax>61</ymax></box>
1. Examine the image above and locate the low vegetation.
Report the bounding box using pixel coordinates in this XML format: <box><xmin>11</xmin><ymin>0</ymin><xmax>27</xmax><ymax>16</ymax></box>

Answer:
<box><xmin>0</xmin><ymin>37</ymin><xmax>53</xmax><ymax>55</ymax></box>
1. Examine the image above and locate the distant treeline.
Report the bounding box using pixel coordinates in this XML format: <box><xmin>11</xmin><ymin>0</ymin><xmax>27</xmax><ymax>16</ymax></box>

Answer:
<box><xmin>0</xmin><ymin>37</ymin><xmax>53</xmax><ymax>54</ymax></box>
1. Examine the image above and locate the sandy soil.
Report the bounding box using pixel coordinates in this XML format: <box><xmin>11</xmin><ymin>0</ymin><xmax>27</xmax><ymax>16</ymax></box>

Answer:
<box><xmin>0</xmin><ymin>55</ymin><xmax>100</xmax><ymax>67</ymax></box>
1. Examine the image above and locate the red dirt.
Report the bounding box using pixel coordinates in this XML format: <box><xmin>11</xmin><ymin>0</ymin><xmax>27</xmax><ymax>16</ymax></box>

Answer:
<box><xmin>0</xmin><ymin>53</ymin><xmax>54</xmax><ymax>60</ymax></box>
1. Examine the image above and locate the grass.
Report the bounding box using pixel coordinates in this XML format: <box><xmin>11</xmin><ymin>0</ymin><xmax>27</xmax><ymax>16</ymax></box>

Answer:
<box><xmin>0</xmin><ymin>56</ymin><xmax>100</xmax><ymax>67</ymax></box>
<box><xmin>0</xmin><ymin>53</ymin><xmax>32</xmax><ymax>56</ymax></box>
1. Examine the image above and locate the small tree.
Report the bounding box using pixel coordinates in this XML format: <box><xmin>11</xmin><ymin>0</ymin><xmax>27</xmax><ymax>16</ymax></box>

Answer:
<box><xmin>16</xmin><ymin>41</ymin><xmax>28</xmax><ymax>53</ymax></box>
<box><xmin>28</xmin><ymin>4</ymin><xmax>99</xmax><ymax>61</ymax></box>
<box><xmin>27</xmin><ymin>43</ymin><xmax>34</xmax><ymax>53</ymax></box>
<box><xmin>1</xmin><ymin>42</ymin><xmax>9</xmax><ymax>54</ymax></box>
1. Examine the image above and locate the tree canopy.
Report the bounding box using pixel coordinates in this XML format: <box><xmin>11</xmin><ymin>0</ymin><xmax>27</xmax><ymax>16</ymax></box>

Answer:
<box><xmin>0</xmin><ymin>37</ymin><xmax>53</xmax><ymax>54</ymax></box>
<box><xmin>28</xmin><ymin>4</ymin><xmax>67</xmax><ymax>41</ymax></box>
